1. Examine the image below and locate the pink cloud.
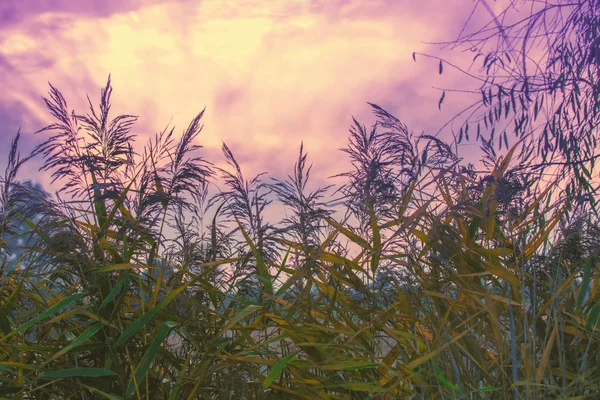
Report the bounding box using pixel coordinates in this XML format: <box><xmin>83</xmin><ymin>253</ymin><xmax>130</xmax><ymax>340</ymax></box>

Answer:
<box><xmin>0</xmin><ymin>0</ymin><xmax>486</xmax><ymax>193</ymax></box>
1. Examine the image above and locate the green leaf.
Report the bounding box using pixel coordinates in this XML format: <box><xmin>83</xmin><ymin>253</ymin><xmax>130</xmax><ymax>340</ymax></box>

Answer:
<box><xmin>263</xmin><ymin>351</ymin><xmax>298</xmax><ymax>389</ymax></box>
<box><xmin>126</xmin><ymin>321</ymin><xmax>176</xmax><ymax>398</ymax></box>
<box><xmin>477</xmin><ymin>386</ymin><xmax>500</xmax><ymax>392</ymax></box>
<box><xmin>235</xmin><ymin>217</ymin><xmax>274</xmax><ymax>295</ymax></box>
<box><xmin>437</xmin><ymin>371</ymin><xmax>460</xmax><ymax>391</ymax></box>
<box><xmin>80</xmin><ymin>385</ymin><xmax>124</xmax><ymax>400</ymax></box>
<box><xmin>39</xmin><ymin>368</ymin><xmax>117</xmax><ymax>379</ymax></box>
<box><xmin>115</xmin><ymin>274</ymin><xmax>203</xmax><ymax>347</ymax></box>
<box><xmin>225</xmin><ymin>304</ymin><xmax>262</xmax><ymax>330</ymax></box>
<box><xmin>90</xmin><ymin>172</ymin><xmax>108</xmax><ymax>229</ymax></box>
<box><xmin>0</xmin><ymin>308</ymin><xmax>11</xmax><ymax>335</ymax></box>
<box><xmin>167</xmin><ymin>353</ymin><xmax>192</xmax><ymax>400</ymax></box>
<box><xmin>587</xmin><ymin>302</ymin><xmax>600</xmax><ymax>329</ymax></box>
<box><xmin>1</xmin><ymin>292</ymin><xmax>87</xmax><ymax>342</ymax></box>
<box><xmin>98</xmin><ymin>273</ymin><xmax>130</xmax><ymax>310</ymax></box>
<box><xmin>275</xmin><ymin>270</ymin><xmax>305</xmax><ymax>298</ymax></box>
<box><xmin>0</xmin><ymin>365</ymin><xmax>15</xmax><ymax>374</ymax></box>
<box><xmin>320</xmin><ymin>361</ymin><xmax>380</xmax><ymax>370</ymax></box>
<box><xmin>92</xmin><ymin>264</ymin><xmax>156</xmax><ymax>273</ymax></box>
<box><xmin>370</xmin><ymin>207</ymin><xmax>381</xmax><ymax>274</ymax></box>
<box><xmin>4</xmin><ymin>277</ymin><xmax>23</xmax><ymax>313</ymax></box>
<box><xmin>578</xmin><ymin>257</ymin><xmax>593</xmax><ymax>307</ymax></box>
<box><xmin>45</xmin><ymin>323</ymin><xmax>104</xmax><ymax>364</ymax></box>
<box><xmin>324</xmin><ymin>216</ymin><xmax>369</xmax><ymax>248</ymax></box>
<box><xmin>273</xmin><ymin>246</ymin><xmax>291</xmax><ymax>284</ymax></box>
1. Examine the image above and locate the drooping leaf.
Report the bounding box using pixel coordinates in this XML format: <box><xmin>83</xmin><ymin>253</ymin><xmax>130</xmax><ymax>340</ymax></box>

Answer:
<box><xmin>438</xmin><ymin>91</ymin><xmax>446</xmax><ymax>110</ymax></box>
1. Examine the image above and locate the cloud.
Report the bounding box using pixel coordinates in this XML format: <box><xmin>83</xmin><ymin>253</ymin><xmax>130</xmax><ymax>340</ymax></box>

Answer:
<box><xmin>0</xmin><ymin>0</ymin><xmax>170</xmax><ymax>27</ymax></box>
<box><xmin>0</xmin><ymin>0</ymin><xmax>482</xmax><ymax>193</ymax></box>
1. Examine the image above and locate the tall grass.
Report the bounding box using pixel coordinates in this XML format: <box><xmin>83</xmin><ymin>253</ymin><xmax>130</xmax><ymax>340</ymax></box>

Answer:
<box><xmin>0</xmin><ymin>77</ymin><xmax>599</xmax><ymax>399</ymax></box>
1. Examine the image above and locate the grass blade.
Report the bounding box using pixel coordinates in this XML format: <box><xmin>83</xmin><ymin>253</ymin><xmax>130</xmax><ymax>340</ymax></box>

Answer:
<box><xmin>263</xmin><ymin>351</ymin><xmax>298</xmax><ymax>389</ymax></box>
<box><xmin>126</xmin><ymin>321</ymin><xmax>176</xmax><ymax>397</ymax></box>
<box><xmin>1</xmin><ymin>292</ymin><xmax>87</xmax><ymax>342</ymax></box>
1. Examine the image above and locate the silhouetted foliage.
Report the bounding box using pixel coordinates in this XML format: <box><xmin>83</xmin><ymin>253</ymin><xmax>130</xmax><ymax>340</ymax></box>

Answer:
<box><xmin>2</xmin><ymin>2</ymin><xmax>600</xmax><ymax>397</ymax></box>
<box><xmin>417</xmin><ymin>0</ymin><xmax>600</xmax><ymax>213</ymax></box>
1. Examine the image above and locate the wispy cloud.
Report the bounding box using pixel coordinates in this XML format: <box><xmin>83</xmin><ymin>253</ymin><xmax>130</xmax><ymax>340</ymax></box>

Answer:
<box><xmin>0</xmin><ymin>0</ymin><xmax>478</xmax><ymax>189</ymax></box>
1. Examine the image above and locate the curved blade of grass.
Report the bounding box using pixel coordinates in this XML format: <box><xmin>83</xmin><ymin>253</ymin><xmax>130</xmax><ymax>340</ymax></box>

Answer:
<box><xmin>324</xmin><ymin>216</ymin><xmax>370</xmax><ymax>248</ymax></box>
<box><xmin>225</xmin><ymin>304</ymin><xmax>262</xmax><ymax>330</ymax></box>
<box><xmin>80</xmin><ymin>384</ymin><xmax>123</xmax><ymax>400</ymax></box>
<box><xmin>436</xmin><ymin>370</ymin><xmax>460</xmax><ymax>392</ymax></box>
<box><xmin>0</xmin><ymin>365</ymin><xmax>14</xmax><ymax>373</ymax></box>
<box><xmin>578</xmin><ymin>257</ymin><xmax>593</xmax><ymax>307</ymax></box>
<box><xmin>126</xmin><ymin>321</ymin><xmax>176</xmax><ymax>398</ymax></box>
<box><xmin>370</xmin><ymin>207</ymin><xmax>381</xmax><ymax>273</ymax></box>
<box><xmin>536</xmin><ymin>268</ymin><xmax>578</xmax><ymax>319</ymax></box>
<box><xmin>0</xmin><ymin>361</ymin><xmax>37</xmax><ymax>370</ymax></box>
<box><xmin>535</xmin><ymin>324</ymin><xmax>556</xmax><ymax>383</ymax></box>
<box><xmin>586</xmin><ymin>302</ymin><xmax>600</xmax><ymax>329</ymax></box>
<box><xmin>1</xmin><ymin>292</ymin><xmax>87</xmax><ymax>342</ymax></box>
<box><xmin>317</xmin><ymin>251</ymin><xmax>363</xmax><ymax>272</ymax></box>
<box><xmin>263</xmin><ymin>351</ymin><xmax>298</xmax><ymax>389</ymax></box>
<box><xmin>194</xmin><ymin>257</ymin><xmax>244</xmax><ymax>268</ymax></box>
<box><xmin>319</xmin><ymin>361</ymin><xmax>380</xmax><ymax>371</ymax></box>
<box><xmin>273</xmin><ymin>246</ymin><xmax>291</xmax><ymax>283</ymax></box>
<box><xmin>3</xmin><ymin>277</ymin><xmax>24</xmax><ymax>313</ymax></box>
<box><xmin>44</xmin><ymin>323</ymin><xmax>104</xmax><ymax>365</ymax></box>
<box><xmin>114</xmin><ymin>272</ymin><xmax>204</xmax><ymax>347</ymax></box>
<box><xmin>234</xmin><ymin>216</ymin><xmax>273</xmax><ymax>295</ymax></box>
<box><xmin>91</xmin><ymin>263</ymin><xmax>157</xmax><ymax>273</ymax></box>
<box><xmin>167</xmin><ymin>353</ymin><xmax>192</xmax><ymax>400</ymax></box>
<box><xmin>275</xmin><ymin>272</ymin><xmax>304</xmax><ymax>298</ymax></box>
<box><xmin>407</xmin><ymin>320</ymin><xmax>476</xmax><ymax>369</ymax></box>
<box><xmin>98</xmin><ymin>177</ymin><xmax>140</xmax><ymax>239</ymax></box>
<box><xmin>0</xmin><ymin>308</ymin><xmax>11</xmax><ymax>335</ymax></box>
<box><xmin>98</xmin><ymin>273</ymin><xmax>130</xmax><ymax>310</ymax></box>
<box><xmin>90</xmin><ymin>172</ymin><xmax>108</xmax><ymax>229</ymax></box>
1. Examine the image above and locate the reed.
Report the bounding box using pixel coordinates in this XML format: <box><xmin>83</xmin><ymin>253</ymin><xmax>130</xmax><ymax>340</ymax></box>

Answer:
<box><xmin>0</xmin><ymin>77</ymin><xmax>598</xmax><ymax>399</ymax></box>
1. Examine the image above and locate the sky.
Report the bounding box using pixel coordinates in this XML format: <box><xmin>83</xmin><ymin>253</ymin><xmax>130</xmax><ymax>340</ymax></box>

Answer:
<box><xmin>0</xmin><ymin>0</ymin><xmax>494</xmax><ymax>194</ymax></box>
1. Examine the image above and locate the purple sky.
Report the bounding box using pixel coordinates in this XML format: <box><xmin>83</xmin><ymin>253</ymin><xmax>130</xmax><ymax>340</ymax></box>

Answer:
<box><xmin>0</xmin><ymin>0</ymin><xmax>496</xmax><ymax>191</ymax></box>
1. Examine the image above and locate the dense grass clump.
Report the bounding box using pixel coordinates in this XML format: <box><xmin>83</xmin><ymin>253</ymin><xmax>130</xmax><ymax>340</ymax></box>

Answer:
<box><xmin>0</xmin><ymin>75</ymin><xmax>598</xmax><ymax>399</ymax></box>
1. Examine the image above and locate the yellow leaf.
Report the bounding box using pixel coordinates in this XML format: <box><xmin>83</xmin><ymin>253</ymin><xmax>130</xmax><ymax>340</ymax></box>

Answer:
<box><xmin>535</xmin><ymin>325</ymin><xmax>556</xmax><ymax>383</ymax></box>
